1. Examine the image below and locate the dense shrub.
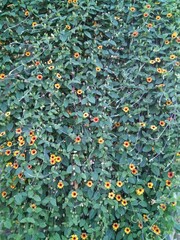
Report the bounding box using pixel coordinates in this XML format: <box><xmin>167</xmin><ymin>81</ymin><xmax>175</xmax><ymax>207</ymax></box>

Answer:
<box><xmin>0</xmin><ymin>0</ymin><xmax>179</xmax><ymax>239</ymax></box>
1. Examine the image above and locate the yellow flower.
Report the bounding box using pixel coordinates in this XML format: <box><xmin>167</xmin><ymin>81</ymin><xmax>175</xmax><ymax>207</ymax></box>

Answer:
<box><xmin>96</xmin><ymin>67</ymin><xmax>101</xmax><ymax>72</ymax></box>
<box><xmin>149</xmin><ymin>60</ymin><xmax>155</xmax><ymax>64</ymax></box>
<box><xmin>139</xmin><ymin>122</ymin><xmax>146</xmax><ymax>127</ymax></box>
<box><xmin>121</xmin><ymin>199</ymin><xmax>128</xmax><ymax>206</ymax></box>
<box><xmin>98</xmin><ymin>137</ymin><xmax>104</xmax><ymax>144</ymax></box>
<box><xmin>71</xmin><ymin>191</ymin><xmax>78</xmax><ymax>198</ymax></box>
<box><xmin>83</xmin><ymin>112</ymin><xmax>89</xmax><ymax>118</ymax></box>
<box><xmin>160</xmin><ymin>204</ymin><xmax>166</xmax><ymax>211</ymax></box>
<box><xmin>86</xmin><ymin>181</ymin><xmax>93</xmax><ymax>187</ymax></box>
<box><xmin>171</xmin><ymin>32</ymin><xmax>177</xmax><ymax>39</ymax></box>
<box><xmin>112</xmin><ymin>223</ymin><xmax>120</xmax><ymax>231</ymax></box>
<box><xmin>170</xmin><ymin>54</ymin><xmax>176</xmax><ymax>60</ymax></box>
<box><xmin>155</xmin><ymin>57</ymin><xmax>161</xmax><ymax>62</ymax></box>
<box><xmin>66</xmin><ymin>25</ymin><xmax>71</xmax><ymax>30</ymax></box>
<box><xmin>32</xmin><ymin>22</ymin><xmax>37</xmax><ymax>27</ymax></box>
<box><xmin>156</xmin><ymin>16</ymin><xmax>161</xmax><ymax>20</ymax></box>
<box><xmin>5</xmin><ymin>112</ymin><xmax>11</xmax><ymax>117</ymax></box>
<box><xmin>124</xmin><ymin>227</ymin><xmax>131</xmax><ymax>234</ymax></box>
<box><xmin>57</xmin><ymin>181</ymin><xmax>64</xmax><ymax>189</ymax></box>
<box><xmin>129</xmin><ymin>7</ymin><xmax>136</xmax><ymax>12</ymax></box>
<box><xmin>108</xmin><ymin>192</ymin><xmax>115</xmax><ymax>199</ymax></box>
<box><xmin>105</xmin><ymin>182</ymin><xmax>111</xmax><ymax>189</ymax></box>
<box><xmin>147</xmin><ymin>182</ymin><xmax>153</xmax><ymax>188</ymax></box>
<box><xmin>150</xmin><ymin>125</ymin><xmax>157</xmax><ymax>131</ymax></box>
<box><xmin>167</xmin><ymin>13</ymin><xmax>172</xmax><ymax>18</ymax></box>
<box><xmin>116</xmin><ymin>181</ymin><xmax>123</xmax><ymax>187</ymax></box>
<box><xmin>136</xmin><ymin>188</ymin><xmax>144</xmax><ymax>195</ymax></box>
<box><xmin>71</xmin><ymin>235</ymin><xmax>78</xmax><ymax>240</ymax></box>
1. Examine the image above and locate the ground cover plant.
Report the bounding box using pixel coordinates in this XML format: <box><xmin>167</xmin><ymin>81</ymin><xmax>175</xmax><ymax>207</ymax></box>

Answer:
<box><xmin>0</xmin><ymin>0</ymin><xmax>180</xmax><ymax>239</ymax></box>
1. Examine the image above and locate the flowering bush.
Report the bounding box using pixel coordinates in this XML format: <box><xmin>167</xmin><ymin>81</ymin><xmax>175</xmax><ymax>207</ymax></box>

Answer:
<box><xmin>0</xmin><ymin>0</ymin><xmax>179</xmax><ymax>239</ymax></box>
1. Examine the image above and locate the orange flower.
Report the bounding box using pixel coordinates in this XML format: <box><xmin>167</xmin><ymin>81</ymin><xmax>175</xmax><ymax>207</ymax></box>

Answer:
<box><xmin>143</xmin><ymin>13</ymin><xmax>149</xmax><ymax>17</ymax></box>
<box><xmin>93</xmin><ymin>117</ymin><xmax>99</xmax><ymax>123</ymax></box>
<box><xmin>168</xmin><ymin>172</ymin><xmax>174</xmax><ymax>178</ymax></box>
<box><xmin>75</xmin><ymin>136</ymin><xmax>81</xmax><ymax>143</ymax></box>
<box><xmin>132</xmin><ymin>31</ymin><xmax>139</xmax><ymax>37</ymax></box>
<box><xmin>81</xmin><ymin>233</ymin><xmax>88</xmax><ymax>239</ymax></box>
<box><xmin>123</xmin><ymin>141</ymin><xmax>130</xmax><ymax>148</ymax></box>
<box><xmin>29</xmin><ymin>130</ymin><xmax>35</xmax><ymax>136</ymax></box>
<box><xmin>37</xmin><ymin>74</ymin><xmax>43</xmax><ymax>80</ymax></box>
<box><xmin>1</xmin><ymin>191</ymin><xmax>7</xmax><ymax>198</ymax></box>
<box><xmin>57</xmin><ymin>181</ymin><xmax>64</xmax><ymax>189</ymax></box>
<box><xmin>74</xmin><ymin>52</ymin><xmax>80</xmax><ymax>58</ymax></box>
<box><xmin>35</xmin><ymin>61</ymin><xmax>40</xmax><ymax>66</ymax></box>
<box><xmin>0</xmin><ymin>73</ymin><xmax>6</xmax><ymax>79</ymax></box>
<box><xmin>31</xmin><ymin>136</ymin><xmax>37</xmax><ymax>141</ymax></box>
<box><xmin>71</xmin><ymin>191</ymin><xmax>78</xmax><ymax>198</ymax></box>
<box><xmin>166</xmin><ymin>180</ymin><xmax>171</xmax><ymax>187</ymax></box>
<box><xmin>30</xmin><ymin>149</ymin><xmax>37</xmax><ymax>155</ymax></box>
<box><xmin>86</xmin><ymin>181</ymin><xmax>93</xmax><ymax>187</ymax></box>
<box><xmin>97</xmin><ymin>45</ymin><xmax>103</xmax><ymax>49</ymax></box>
<box><xmin>145</xmin><ymin>4</ymin><xmax>151</xmax><ymax>9</ymax></box>
<box><xmin>13</xmin><ymin>162</ymin><xmax>19</xmax><ymax>169</ymax></box>
<box><xmin>25</xmin><ymin>51</ymin><xmax>31</xmax><ymax>56</ymax></box>
<box><xmin>105</xmin><ymin>181</ymin><xmax>111</xmax><ymax>189</ymax></box>
<box><xmin>123</xmin><ymin>106</ymin><xmax>129</xmax><ymax>112</ymax></box>
<box><xmin>147</xmin><ymin>23</ymin><xmax>153</xmax><ymax>28</ymax></box>
<box><xmin>16</xmin><ymin>128</ymin><xmax>22</xmax><ymax>134</ymax></box>
<box><xmin>66</xmin><ymin>25</ymin><xmax>71</xmax><ymax>30</ymax></box>
<box><xmin>159</xmin><ymin>121</ymin><xmax>165</xmax><ymax>126</ymax></box>
<box><xmin>114</xmin><ymin>122</ymin><xmax>120</xmax><ymax>127</ymax></box>
<box><xmin>5</xmin><ymin>150</ymin><xmax>11</xmax><ymax>156</ymax></box>
<box><xmin>131</xmin><ymin>168</ymin><xmax>138</xmax><ymax>175</ymax></box>
<box><xmin>115</xmin><ymin>194</ymin><xmax>122</xmax><ymax>201</ymax></box>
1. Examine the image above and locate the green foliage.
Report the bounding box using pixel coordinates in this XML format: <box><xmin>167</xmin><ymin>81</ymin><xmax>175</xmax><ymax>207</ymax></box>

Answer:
<box><xmin>0</xmin><ymin>0</ymin><xmax>180</xmax><ymax>239</ymax></box>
